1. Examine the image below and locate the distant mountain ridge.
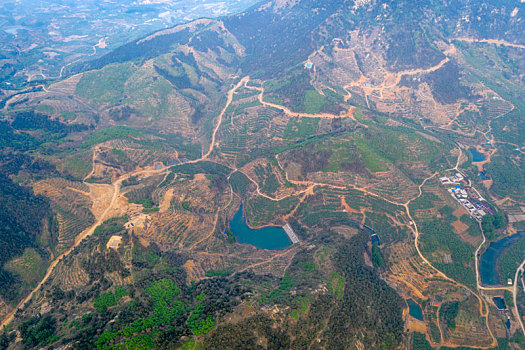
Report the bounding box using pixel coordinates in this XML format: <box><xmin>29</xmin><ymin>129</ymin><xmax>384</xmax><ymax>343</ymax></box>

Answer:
<box><xmin>68</xmin><ymin>0</ymin><xmax>524</xmax><ymax>76</ymax></box>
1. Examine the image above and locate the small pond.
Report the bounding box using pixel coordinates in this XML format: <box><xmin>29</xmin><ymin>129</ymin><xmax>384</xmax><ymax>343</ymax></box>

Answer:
<box><xmin>492</xmin><ymin>297</ymin><xmax>506</xmax><ymax>310</ymax></box>
<box><xmin>230</xmin><ymin>206</ymin><xmax>291</xmax><ymax>250</ymax></box>
<box><xmin>470</xmin><ymin>148</ymin><xmax>486</xmax><ymax>162</ymax></box>
<box><xmin>407</xmin><ymin>299</ymin><xmax>424</xmax><ymax>321</ymax></box>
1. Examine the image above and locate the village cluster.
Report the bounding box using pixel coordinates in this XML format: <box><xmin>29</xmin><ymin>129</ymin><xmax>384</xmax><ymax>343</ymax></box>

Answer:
<box><xmin>440</xmin><ymin>172</ymin><xmax>494</xmax><ymax>222</ymax></box>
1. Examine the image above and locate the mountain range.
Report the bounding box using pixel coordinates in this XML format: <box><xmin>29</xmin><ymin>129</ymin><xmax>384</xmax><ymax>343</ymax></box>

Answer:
<box><xmin>0</xmin><ymin>0</ymin><xmax>524</xmax><ymax>349</ymax></box>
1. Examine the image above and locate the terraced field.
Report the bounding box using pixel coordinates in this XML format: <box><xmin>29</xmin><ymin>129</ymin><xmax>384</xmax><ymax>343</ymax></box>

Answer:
<box><xmin>141</xmin><ymin>211</ymin><xmax>215</xmax><ymax>249</ymax></box>
<box><xmin>49</xmin><ymin>254</ymin><xmax>90</xmax><ymax>290</ymax></box>
<box><xmin>33</xmin><ymin>178</ymin><xmax>95</xmax><ymax>254</ymax></box>
<box><xmin>388</xmin><ymin>242</ymin><xmax>439</xmax><ymax>299</ymax></box>
<box><xmin>218</xmin><ymin>102</ymin><xmax>287</xmax><ymax>166</ymax></box>
<box><xmin>1</xmin><ymin>2</ymin><xmax>523</xmax><ymax>347</ymax></box>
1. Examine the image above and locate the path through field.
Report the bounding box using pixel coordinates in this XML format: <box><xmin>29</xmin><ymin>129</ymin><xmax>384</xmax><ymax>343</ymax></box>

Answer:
<box><xmin>2</xmin><ymin>71</ymin><xmax>522</xmax><ymax>347</ymax></box>
<box><xmin>0</xmin><ymin>179</ymin><xmax>120</xmax><ymax>329</ymax></box>
<box><xmin>0</xmin><ymin>76</ymin><xmax>248</xmax><ymax>328</ymax></box>
<box><xmin>453</xmin><ymin>38</ymin><xmax>525</xmax><ymax>50</ymax></box>
<box><xmin>244</xmin><ymin>80</ymin><xmax>358</xmax><ymax>121</ymax></box>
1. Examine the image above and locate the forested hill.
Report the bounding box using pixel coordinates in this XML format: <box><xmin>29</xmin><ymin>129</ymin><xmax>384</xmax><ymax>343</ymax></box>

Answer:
<box><xmin>66</xmin><ymin>0</ymin><xmax>524</xmax><ymax>78</ymax></box>
<box><xmin>0</xmin><ymin>173</ymin><xmax>55</xmax><ymax>303</ymax></box>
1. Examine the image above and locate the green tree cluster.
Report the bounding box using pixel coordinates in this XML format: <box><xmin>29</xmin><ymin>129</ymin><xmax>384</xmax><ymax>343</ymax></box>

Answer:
<box><xmin>441</xmin><ymin>301</ymin><xmax>460</xmax><ymax>329</ymax></box>
<box><xmin>482</xmin><ymin>211</ymin><xmax>506</xmax><ymax>240</ymax></box>
<box><xmin>371</xmin><ymin>242</ymin><xmax>385</xmax><ymax>268</ymax></box>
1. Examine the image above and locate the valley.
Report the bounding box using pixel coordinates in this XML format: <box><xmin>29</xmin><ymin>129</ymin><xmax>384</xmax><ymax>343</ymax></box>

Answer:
<box><xmin>0</xmin><ymin>0</ymin><xmax>260</xmax><ymax>89</ymax></box>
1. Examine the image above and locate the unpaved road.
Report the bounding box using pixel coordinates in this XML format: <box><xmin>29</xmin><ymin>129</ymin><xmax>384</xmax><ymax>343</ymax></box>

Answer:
<box><xmin>1</xmin><ymin>70</ymin><xmax>518</xmax><ymax>347</ymax></box>
<box><xmin>454</xmin><ymin>38</ymin><xmax>525</xmax><ymax>50</ymax></box>
<box><xmin>513</xmin><ymin>259</ymin><xmax>525</xmax><ymax>336</ymax></box>
<box><xmin>244</xmin><ymin>80</ymin><xmax>357</xmax><ymax>120</ymax></box>
<box><xmin>343</xmin><ymin>57</ymin><xmax>450</xmax><ymax>104</ymax></box>
<box><xmin>1</xmin><ymin>75</ymin><xmax>250</xmax><ymax>328</ymax></box>
<box><xmin>0</xmin><ymin>162</ymin><xmax>175</xmax><ymax>329</ymax></box>
<box><xmin>202</xmin><ymin>76</ymin><xmax>250</xmax><ymax>159</ymax></box>
<box><xmin>1</xmin><ymin>179</ymin><xmax>121</xmax><ymax>329</ymax></box>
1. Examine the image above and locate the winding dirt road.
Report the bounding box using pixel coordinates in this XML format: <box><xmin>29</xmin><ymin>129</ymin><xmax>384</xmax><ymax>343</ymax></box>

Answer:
<box><xmin>453</xmin><ymin>38</ymin><xmax>525</xmax><ymax>50</ymax></box>
<box><xmin>202</xmin><ymin>76</ymin><xmax>250</xmax><ymax>159</ymax></box>
<box><xmin>342</xmin><ymin>57</ymin><xmax>450</xmax><ymax>106</ymax></box>
<box><xmin>513</xmin><ymin>259</ymin><xmax>525</xmax><ymax>336</ymax></box>
<box><xmin>244</xmin><ymin>81</ymin><xmax>358</xmax><ymax>120</ymax></box>
<box><xmin>2</xmin><ymin>67</ymin><xmax>521</xmax><ymax>348</ymax></box>
<box><xmin>1</xmin><ymin>75</ymin><xmax>249</xmax><ymax>329</ymax></box>
<box><xmin>1</xmin><ymin>179</ymin><xmax>121</xmax><ymax>329</ymax></box>
<box><xmin>403</xmin><ymin>172</ymin><xmax>498</xmax><ymax>348</ymax></box>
